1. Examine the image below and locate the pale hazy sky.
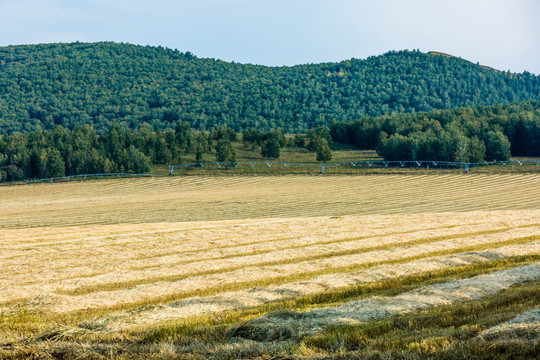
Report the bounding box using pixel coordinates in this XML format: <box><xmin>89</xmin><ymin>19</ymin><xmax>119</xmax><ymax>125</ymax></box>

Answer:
<box><xmin>0</xmin><ymin>0</ymin><xmax>539</xmax><ymax>74</ymax></box>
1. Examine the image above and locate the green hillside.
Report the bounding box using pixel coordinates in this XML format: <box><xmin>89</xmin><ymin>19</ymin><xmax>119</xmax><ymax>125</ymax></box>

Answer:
<box><xmin>0</xmin><ymin>42</ymin><xmax>539</xmax><ymax>134</ymax></box>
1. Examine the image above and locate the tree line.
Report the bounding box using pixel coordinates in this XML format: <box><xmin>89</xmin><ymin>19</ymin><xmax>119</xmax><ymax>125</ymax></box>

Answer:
<box><xmin>0</xmin><ymin>122</ymin><xmax>336</xmax><ymax>182</ymax></box>
<box><xmin>1</xmin><ymin>42</ymin><xmax>539</xmax><ymax>134</ymax></box>
<box><xmin>330</xmin><ymin>99</ymin><xmax>540</xmax><ymax>162</ymax></box>
<box><xmin>2</xmin><ymin>99</ymin><xmax>538</xmax><ymax>181</ymax></box>
<box><xmin>0</xmin><ymin>122</ymin><xmax>202</xmax><ymax>182</ymax></box>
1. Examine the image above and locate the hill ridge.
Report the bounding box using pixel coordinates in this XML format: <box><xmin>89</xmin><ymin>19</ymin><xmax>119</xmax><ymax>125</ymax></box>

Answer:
<box><xmin>0</xmin><ymin>42</ymin><xmax>539</xmax><ymax>133</ymax></box>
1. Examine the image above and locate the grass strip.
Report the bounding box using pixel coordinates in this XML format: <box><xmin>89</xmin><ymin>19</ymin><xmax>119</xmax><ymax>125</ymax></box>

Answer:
<box><xmin>56</xmin><ymin>231</ymin><xmax>539</xmax><ymax>296</ymax></box>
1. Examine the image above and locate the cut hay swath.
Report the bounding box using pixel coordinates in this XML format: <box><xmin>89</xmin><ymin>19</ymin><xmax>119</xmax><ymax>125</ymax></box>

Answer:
<box><xmin>229</xmin><ymin>264</ymin><xmax>540</xmax><ymax>341</ymax></box>
<box><xmin>82</xmin><ymin>241</ymin><xmax>540</xmax><ymax>331</ymax></box>
<box><xmin>1</xmin><ymin>211</ymin><xmax>539</xmax><ymax>315</ymax></box>
<box><xmin>478</xmin><ymin>308</ymin><xmax>540</xmax><ymax>344</ymax></box>
<box><xmin>0</xmin><ymin>174</ymin><xmax>539</xmax><ymax>358</ymax></box>
<box><xmin>1</xmin><ymin>174</ymin><xmax>539</xmax><ymax>228</ymax></box>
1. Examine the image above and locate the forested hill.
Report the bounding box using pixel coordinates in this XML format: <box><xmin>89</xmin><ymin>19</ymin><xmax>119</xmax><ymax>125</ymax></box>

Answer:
<box><xmin>1</xmin><ymin>42</ymin><xmax>539</xmax><ymax>134</ymax></box>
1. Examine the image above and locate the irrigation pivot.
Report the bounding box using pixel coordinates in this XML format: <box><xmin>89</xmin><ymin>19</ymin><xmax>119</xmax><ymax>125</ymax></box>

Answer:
<box><xmin>168</xmin><ymin>160</ymin><xmax>540</xmax><ymax>174</ymax></box>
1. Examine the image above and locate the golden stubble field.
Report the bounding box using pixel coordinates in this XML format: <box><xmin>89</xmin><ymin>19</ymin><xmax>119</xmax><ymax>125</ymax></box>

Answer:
<box><xmin>0</xmin><ymin>174</ymin><xmax>539</xmax><ymax>358</ymax></box>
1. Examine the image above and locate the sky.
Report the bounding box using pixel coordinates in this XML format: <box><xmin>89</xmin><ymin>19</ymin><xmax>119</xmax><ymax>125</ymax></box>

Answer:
<box><xmin>0</xmin><ymin>0</ymin><xmax>539</xmax><ymax>74</ymax></box>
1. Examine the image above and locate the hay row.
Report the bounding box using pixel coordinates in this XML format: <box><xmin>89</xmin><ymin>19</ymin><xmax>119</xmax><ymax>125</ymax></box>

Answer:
<box><xmin>2</xmin><ymin>230</ymin><xmax>538</xmax><ymax>314</ymax></box>
<box><xmin>52</xmin><ymin>226</ymin><xmax>539</xmax><ymax>296</ymax></box>
<box><xmin>2</xmin><ymin>218</ymin><xmax>526</xmax><ymax>283</ymax></box>
<box><xmin>1</xmin><ymin>175</ymin><xmax>539</xmax><ymax>228</ymax></box>
<box><xmin>0</xmin><ymin>212</ymin><xmax>487</xmax><ymax>256</ymax></box>
<box><xmin>2</xmin><ymin>220</ymin><xmax>538</xmax><ymax>298</ymax></box>
<box><xmin>2</xmin><ymin>210</ymin><xmax>537</xmax><ymax>277</ymax></box>
<box><xmin>478</xmin><ymin>308</ymin><xmax>540</xmax><ymax>343</ymax></box>
<box><xmin>230</xmin><ymin>263</ymin><xmax>540</xmax><ymax>341</ymax></box>
<box><xmin>86</xmin><ymin>242</ymin><xmax>540</xmax><ymax>331</ymax></box>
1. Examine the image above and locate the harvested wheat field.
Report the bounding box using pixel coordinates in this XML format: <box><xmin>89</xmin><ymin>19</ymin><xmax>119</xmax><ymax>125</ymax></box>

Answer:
<box><xmin>1</xmin><ymin>174</ymin><xmax>539</xmax><ymax>359</ymax></box>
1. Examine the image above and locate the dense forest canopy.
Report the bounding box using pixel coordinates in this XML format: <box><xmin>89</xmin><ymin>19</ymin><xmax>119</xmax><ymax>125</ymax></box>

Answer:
<box><xmin>1</xmin><ymin>42</ymin><xmax>539</xmax><ymax>134</ymax></box>
<box><xmin>1</xmin><ymin>99</ymin><xmax>538</xmax><ymax>182</ymax></box>
<box><xmin>331</xmin><ymin>99</ymin><xmax>540</xmax><ymax>161</ymax></box>
<box><xmin>0</xmin><ymin>122</ymin><xmax>200</xmax><ymax>182</ymax></box>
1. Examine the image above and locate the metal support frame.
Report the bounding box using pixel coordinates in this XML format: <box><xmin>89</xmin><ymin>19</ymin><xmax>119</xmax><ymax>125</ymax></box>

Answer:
<box><xmin>162</xmin><ymin>160</ymin><xmax>540</xmax><ymax>176</ymax></box>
